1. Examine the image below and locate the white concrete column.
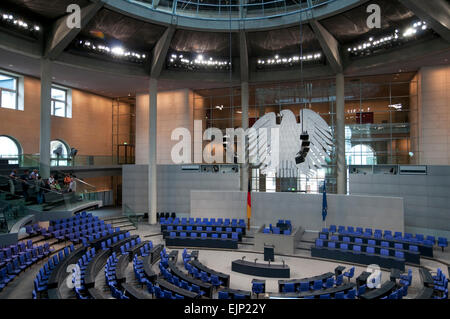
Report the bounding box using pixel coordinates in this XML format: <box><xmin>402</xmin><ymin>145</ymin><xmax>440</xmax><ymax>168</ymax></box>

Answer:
<box><xmin>39</xmin><ymin>59</ymin><xmax>52</xmax><ymax>179</ymax></box>
<box><xmin>336</xmin><ymin>73</ymin><xmax>347</xmax><ymax>194</ymax></box>
<box><xmin>148</xmin><ymin>78</ymin><xmax>158</xmax><ymax>224</ymax></box>
<box><xmin>241</xmin><ymin>81</ymin><xmax>249</xmax><ymax>191</ymax></box>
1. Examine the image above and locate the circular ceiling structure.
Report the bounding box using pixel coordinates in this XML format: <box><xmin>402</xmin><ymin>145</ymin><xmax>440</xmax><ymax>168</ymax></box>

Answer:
<box><xmin>110</xmin><ymin>0</ymin><xmax>367</xmax><ymax>31</ymax></box>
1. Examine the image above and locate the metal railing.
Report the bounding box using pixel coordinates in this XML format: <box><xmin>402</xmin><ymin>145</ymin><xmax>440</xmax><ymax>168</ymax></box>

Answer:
<box><xmin>123</xmin><ymin>204</ymin><xmax>145</xmax><ymax>229</ymax></box>
<box><xmin>128</xmin><ymin>0</ymin><xmax>337</xmax><ymax>21</ymax></box>
<box><xmin>0</xmin><ymin>154</ymin><xmax>134</xmax><ymax>168</ymax></box>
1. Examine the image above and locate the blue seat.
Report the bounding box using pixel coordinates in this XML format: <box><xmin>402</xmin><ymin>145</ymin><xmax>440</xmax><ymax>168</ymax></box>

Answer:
<box><xmin>234</xmin><ymin>293</ymin><xmax>246</xmax><ymax>299</ymax></box>
<box><xmin>218</xmin><ymin>291</ymin><xmax>230</xmax><ymax>299</ymax></box>
<box><xmin>252</xmin><ymin>282</ymin><xmax>264</xmax><ymax>295</ymax></box>
<box><xmin>344</xmin><ymin>267</ymin><xmax>355</xmax><ymax>281</ymax></box>
<box><xmin>345</xmin><ymin>288</ymin><xmax>356</xmax><ymax>299</ymax></box>
<box><xmin>380</xmin><ymin>249</ymin><xmax>389</xmax><ymax>257</ymax></box>
<box><xmin>357</xmin><ymin>284</ymin><xmax>366</xmax><ymax>296</ymax></box>
<box><xmin>329</xmin><ymin>225</ymin><xmax>337</xmax><ymax>233</ymax></box>
<box><xmin>342</xmin><ymin>237</ymin><xmax>350</xmax><ymax>243</ymax></box>
<box><xmin>316</xmin><ymin>239</ymin><xmax>324</xmax><ymax>247</ymax></box>
<box><xmin>327</xmin><ymin>242</ymin><xmax>336</xmax><ymax>249</ymax></box>
<box><xmin>368</xmin><ymin>239</ymin><xmax>376</xmax><ymax>246</ymax></box>
<box><xmin>409</xmin><ymin>245</ymin><xmax>418</xmax><ymax>252</ymax></box>
<box><xmin>323</xmin><ymin>277</ymin><xmax>334</xmax><ymax>289</ymax></box>
<box><xmin>299</xmin><ymin>282</ymin><xmax>309</xmax><ymax>292</ymax></box>
<box><xmin>283</xmin><ymin>283</ymin><xmax>295</xmax><ymax>293</ymax></box>
<box><xmin>191</xmin><ymin>232</ymin><xmax>197</xmax><ymax>238</ymax></box>
<box><xmin>394</xmin><ymin>243</ymin><xmax>403</xmax><ymax>250</ymax></box>
<box><xmin>335</xmin><ymin>291</ymin><xmax>345</xmax><ymax>299</ymax></box>
<box><xmin>355</xmin><ymin>238</ymin><xmax>363</xmax><ymax>244</ymax></box>
<box><xmin>366</xmin><ymin>246</ymin><xmax>375</xmax><ymax>254</ymax></box>
<box><xmin>395</xmin><ymin>251</ymin><xmax>404</xmax><ymax>259</ymax></box>
<box><xmin>335</xmin><ymin>274</ymin><xmax>343</xmax><ymax>286</ymax></box>
<box><xmin>353</xmin><ymin>245</ymin><xmax>361</xmax><ymax>253</ymax></box>
<box><xmin>340</xmin><ymin>243</ymin><xmax>348</xmax><ymax>250</ymax></box>
<box><xmin>381</xmin><ymin>241</ymin><xmax>389</xmax><ymax>247</ymax></box>
<box><xmin>311</xmin><ymin>280</ymin><xmax>322</xmax><ymax>291</ymax></box>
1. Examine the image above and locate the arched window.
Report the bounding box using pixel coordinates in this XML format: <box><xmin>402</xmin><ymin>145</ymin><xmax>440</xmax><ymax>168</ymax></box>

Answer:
<box><xmin>347</xmin><ymin>144</ymin><xmax>377</xmax><ymax>165</ymax></box>
<box><xmin>0</xmin><ymin>135</ymin><xmax>21</xmax><ymax>164</ymax></box>
<box><xmin>50</xmin><ymin>139</ymin><xmax>70</xmax><ymax>166</ymax></box>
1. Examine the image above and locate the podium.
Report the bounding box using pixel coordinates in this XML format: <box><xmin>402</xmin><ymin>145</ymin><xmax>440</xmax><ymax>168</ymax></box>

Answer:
<box><xmin>264</xmin><ymin>244</ymin><xmax>275</xmax><ymax>262</ymax></box>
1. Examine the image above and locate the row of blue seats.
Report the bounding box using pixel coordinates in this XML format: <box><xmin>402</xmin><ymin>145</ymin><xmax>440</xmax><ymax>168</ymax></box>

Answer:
<box><xmin>100</xmin><ymin>232</ymin><xmax>131</xmax><ymax>250</ymax></box>
<box><xmin>44</xmin><ymin>219</ymin><xmax>104</xmax><ymax>235</ymax></box>
<box><xmin>182</xmin><ymin>259</ymin><xmax>223</xmax><ymax>288</ymax></box>
<box><xmin>50</xmin><ymin>217</ymin><xmax>102</xmax><ymax>231</ymax></box>
<box><xmin>166</xmin><ymin>225</ymin><xmax>243</xmax><ymax>233</ymax></box>
<box><xmin>51</xmin><ymin>211</ymin><xmax>94</xmax><ymax>224</ymax></box>
<box><xmin>33</xmin><ymin>244</ymin><xmax>75</xmax><ymax>298</ymax></box>
<box><xmin>1</xmin><ymin>240</ymin><xmax>41</xmax><ymax>267</ymax></box>
<box><xmin>218</xmin><ymin>291</ymin><xmax>248</xmax><ymax>299</ymax></box>
<box><xmin>133</xmin><ymin>255</ymin><xmax>185</xmax><ymax>299</ymax></box>
<box><xmin>1</xmin><ymin>243</ymin><xmax>53</xmax><ymax>293</ymax></box>
<box><xmin>68</xmin><ymin>225</ymin><xmax>116</xmax><ymax>245</ymax></box>
<box><xmin>319</xmin><ymin>234</ymin><xmax>421</xmax><ymax>253</ymax></box>
<box><xmin>159</xmin><ymin>261</ymin><xmax>207</xmax><ymax>295</ymax></box>
<box><xmin>263</xmin><ymin>228</ymin><xmax>291</xmax><ymax>235</ymax></box>
<box><xmin>42</xmin><ymin>221</ymin><xmax>108</xmax><ymax>240</ymax></box>
<box><xmin>73</xmin><ymin>248</ymin><xmax>97</xmax><ymax>299</ymax></box>
<box><xmin>380</xmin><ymin>286</ymin><xmax>409</xmax><ymax>299</ymax></box>
<box><xmin>105</xmin><ymin>253</ymin><xmax>126</xmax><ymax>299</ymax></box>
<box><xmin>323</xmin><ymin>225</ymin><xmax>448</xmax><ymax>248</ymax></box>
<box><xmin>169</xmin><ymin>231</ymin><xmax>239</xmax><ymax>240</ymax></box>
<box><xmin>282</xmin><ymin>274</ymin><xmax>345</xmax><ymax>293</ymax></box>
<box><xmin>25</xmin><ymin>224</ymin><xmax>42</xmax><ymax>236</ymax></box>
<box><xmin>316</xmin><ymin>238</ymin><xmax>407</xmax><ymax>260</ymax></box>
<box><xmin>432</xmin><ymin>268</ymin><xmax>448</xmax><ymax>299</ymax></box>
<box><xmin>119</xmin><ymin>237</ymin><xmax>142</xmax><ymax>255</ymax></box>
<box><xmin>160</xmin><ymin>217</ymin><xmax>246</xmax><ymax>227</ymax></box>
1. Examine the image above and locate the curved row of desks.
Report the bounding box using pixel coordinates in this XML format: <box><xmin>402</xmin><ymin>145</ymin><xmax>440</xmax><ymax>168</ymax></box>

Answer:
<box><xmin>278</xmin><ymin>272</ymin><xmax>335</xmax><ymax>292</ymax></box>
<box><xmin>84</xmin><ymin>235</ymin><xmax>138</xmax><ymax>298</ymax></box>
<box><xmin>167</xmin><ymin>259</ymin><xmax>213</xmax><ymax>298</ymax></box>
<box><xmin>311</xmin><ymin>246</ymin><xmax>405</xmax><ymax>271</ymax></box>
<box><xmin>320</xmin><ymin>232</ymin><xmax>433</xmax><ymax>257</ymax></box>
<box><xmin>231</xmin><ymin>259</ymin><xmax>290</xmax><ymax>278</ymax></box>
<box><xmin>359</xmin><ymin>281</ymin><xmax>396</xmax><ymax>299</ymax></box>
<box><xmin>270</xmin><ymin>283</ymin><xmax>356</xmax><ymax>299</ymax></box>
<box><xmin>189</xmin><ymin>259</ymin><xmax>230</xmax><ymax>287</ymax></box>
<box><xmin>47</xmin><ymin>246</ymin><xmax>88</xmax><ymax>299</ymax></box>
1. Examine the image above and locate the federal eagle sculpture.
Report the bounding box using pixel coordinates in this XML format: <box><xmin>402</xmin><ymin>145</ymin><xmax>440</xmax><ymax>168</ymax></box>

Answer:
<box><xmin>247</xmin><ymin>109</ymin><xmax>332</xmax><ymax>177</ymax></box>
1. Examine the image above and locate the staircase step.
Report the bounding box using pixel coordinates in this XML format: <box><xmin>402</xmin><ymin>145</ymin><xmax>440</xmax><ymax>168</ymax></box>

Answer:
<box><xmin>101</xmin><ymin>216</ymin><xmax>129</xmax><ymax>222</ymax></box>
<box><xmin>119</xmin><ymin>225</ymin><xmax>137</xmax><ymax>232</ymax></box>
<box><xmin>108</xmin><ymin>221</ymin><xmax>134</xmax><ymax>228</ymax></box>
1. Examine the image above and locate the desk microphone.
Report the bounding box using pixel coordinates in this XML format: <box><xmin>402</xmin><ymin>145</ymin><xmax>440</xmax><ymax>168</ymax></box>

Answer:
<box><xmin>254</xmin><ymin>258</ymin><xmax>258</xmax><ymax>264</ymax></box>
<box><xmin>282</xmin><ymin>259</ymin><xmax>285</xmax><ymax>267</ymax></box>
<box><xmin>242</xmin><ymin>256</ymin><xmax>246</xmax><ymax>260</ymax></box>
<box><xmin>268</xmin><ymin>260</ymin><xmax>271</xmax><ymax>266</ymax></box>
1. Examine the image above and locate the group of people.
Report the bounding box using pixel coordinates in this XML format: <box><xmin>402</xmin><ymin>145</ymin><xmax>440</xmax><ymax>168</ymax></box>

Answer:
<box><xmin>8</xmin><ymin>169</ymin><xmax>77</xmax><ymax>204</ymax></box>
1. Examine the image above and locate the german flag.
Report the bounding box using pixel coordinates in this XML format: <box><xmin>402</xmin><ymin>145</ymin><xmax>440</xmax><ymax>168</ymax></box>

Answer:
<box><xmin>247</xmin><ymin>179</ymin><xmax>251</xmax><ymax>230</ymax></box>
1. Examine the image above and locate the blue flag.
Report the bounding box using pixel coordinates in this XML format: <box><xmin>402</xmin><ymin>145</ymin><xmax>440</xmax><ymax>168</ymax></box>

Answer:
<box><xmin>322</xmin><ymin>181</ymin><xmax>327</xmax><ymax>222</ymax></box>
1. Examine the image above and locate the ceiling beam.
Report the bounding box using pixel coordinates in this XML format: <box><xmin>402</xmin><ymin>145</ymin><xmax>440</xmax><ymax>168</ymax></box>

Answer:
<box><xmin>398</xmin><ymin>0</ymin><xmax>450</xmax><ymax>43</ymax></box>
<box><xmin>310</xmin><ymin>19</ymin><xmax>343</xmax><ymax>73</ymax></box>
<box><xmin>150</xmin><ymin>24</ymin><xmax>176</xmax><ymax>78</ymax></box>
<box><xmin>239</xmin><ymin>29</ymin><xmax>249</xmax><ymax>82</ymax></box>
<box><xmin>44</xmin><ymin>0</ymin><xmax>104</xmax><ymax>60</ymax></box>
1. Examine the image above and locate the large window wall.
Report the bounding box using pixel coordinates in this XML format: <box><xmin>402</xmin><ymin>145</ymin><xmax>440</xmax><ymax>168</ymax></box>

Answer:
<box><xmin>193</xmin><ymin>72</ymin><xmax>417</xmax><ymax>194</ymax></box>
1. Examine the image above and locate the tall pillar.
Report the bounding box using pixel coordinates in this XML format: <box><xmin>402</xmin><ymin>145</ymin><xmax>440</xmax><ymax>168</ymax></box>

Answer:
<box><xmin>336</xmin><ymin>73</ymin><xmax>347</xmax><ymax>194</ymax></box>
<box><xmin>241</xmin><ymin>81</ymin><xmax>249</xmax><ymax>191</ymax></box>
<box><xmin>148</xmin><ymin>78</ymin><xmax>158</xmax><ymax>224</ymax></box>
<box><xmin>39</xmin><ymin>59</ymin><xmax>52</xmax><ymax>179</ymax></box>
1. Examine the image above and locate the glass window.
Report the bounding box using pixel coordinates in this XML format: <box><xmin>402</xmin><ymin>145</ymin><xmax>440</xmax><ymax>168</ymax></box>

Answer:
<box><xmin>50</xmin><ymin>140</ymin><xmax>69</xmax><ymax>166</ymax></box>
<box><xmin>0</xmin><ymin>74</ymin><xmax>18</xmax><ymax>109</ymax></box>
<box><xmin>0</xmin><ymin>136</ymin><xmax>20</xmax><ymax>164</ymax></box>
<box><xmin>51</xmin><ymin>87</ymin><xmax>68</xmax><ymax>117</ymax></box>
<box><xmin>347</xmin><ymin>144</ymin><xmax>377</xmax><ymax>165</ymax></box>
